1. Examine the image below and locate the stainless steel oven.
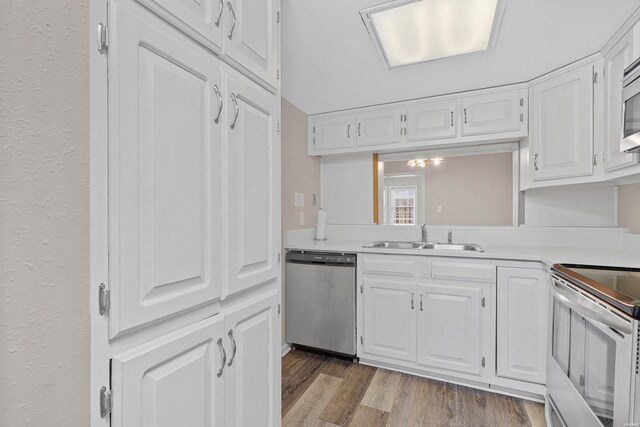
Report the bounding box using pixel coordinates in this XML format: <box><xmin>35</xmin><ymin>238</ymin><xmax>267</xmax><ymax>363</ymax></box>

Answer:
<box><xmin>547</xmin><ymin>265</ymin><xmax>640</xmax><ymax>427</ymax></box>
<box><xmin>622</xmin><ymin>57</ymin><xmax>640</xmax><ymax>152</ymax></box>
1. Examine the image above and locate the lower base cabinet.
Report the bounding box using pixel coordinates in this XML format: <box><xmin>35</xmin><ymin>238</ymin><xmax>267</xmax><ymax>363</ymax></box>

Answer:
<box><xmin>111</xmin><ymin>290</ymin><xmax>279</xmax><ymax>427</ymax></box>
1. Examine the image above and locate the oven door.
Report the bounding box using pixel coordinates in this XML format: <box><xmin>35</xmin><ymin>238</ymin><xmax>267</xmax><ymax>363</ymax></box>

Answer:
<box><xmin>622</xmin><ymin>71</ymin><xmax>640</xmax><ymax>152</ymax></box>
<box><xmin>547</xmin><ymin>276</ymin><xmax>635</xmax><ymax>427</ymax></box>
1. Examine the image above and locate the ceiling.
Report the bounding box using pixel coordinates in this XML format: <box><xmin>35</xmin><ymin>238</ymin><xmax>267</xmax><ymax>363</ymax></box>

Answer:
<box><xmin>282</xmin><ymin>0</ymin><xmax>640</xmax><ymax>115</ymax></box>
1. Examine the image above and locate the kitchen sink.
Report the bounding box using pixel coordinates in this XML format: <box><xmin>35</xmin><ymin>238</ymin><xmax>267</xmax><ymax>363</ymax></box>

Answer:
<box><xmin>362</xmin><ymin>241</ymin><xmax>484</xmax><ymax>252</ymax></box>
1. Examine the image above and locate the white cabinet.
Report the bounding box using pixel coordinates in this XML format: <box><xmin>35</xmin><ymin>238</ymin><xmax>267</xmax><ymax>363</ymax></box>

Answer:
<box><xmin>496</xmin><ymin>267</ymin><xmax>548</xmax><ymax>384</ymax></box>
<box><xmin>461</xmin><ymin>90</ymin><xmax>526</xmax><ymax>136</ymax></box>
<box><xmin>406</xmin><ymin>101</ymin><xmax>456</xmax><ymax>141</ymax></box>
<box><xmin>604</xmin><ymin>30</ymin><xmax>639</xmax><ymax>171</ymax></box>
<box><xmin>355</xmin><ymin>108</ymin><xmax>404</xmax><ymax>147</ymax></box>
<box><xmin>224</xmin><ymin>291</ymin><xmax>280</xmax><ymax>427</ymax></box>
<box><xmin>225</xmin><ymin>73</ymin><xmax>279</xmax><ymax>298</ymax></box>
<box><xmin>417</xmin><ymin>281</ymin><xmax>491</xmax><ymax>377</ymax></box>
<box><xmin>529</xmin><ymin>63</ymin><xmax>596</xmax><ymax>181</ymax></box>
<box><xmin>108</xmin><ymin>0</ymin><xmax>223</xmax><ymax>338</ymax></box>
<box><xmin>310</xmin><ymin>114</ymin><xmax>356</xmax><ymax>152</ymax></box>
<box><xmin>111</xmin><ymin>315</ymin><xmax>226</xmax><ymax>427</ymax></box>
<box><xmin>134</xmin><ymin>0</ymin><xmax>280</xmax><ymax>88</ymax></box>
<box><xmin>361</xmin><ymin>278</ymin><xmax>416</xmax><ymax>362</ymax></box>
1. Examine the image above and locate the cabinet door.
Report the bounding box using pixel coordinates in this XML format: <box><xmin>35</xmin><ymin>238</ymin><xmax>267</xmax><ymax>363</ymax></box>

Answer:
<box><xmin>362</xmin><ymin>278</ymin><xmax>416</xmax><ymax>362</ymax></box>
<box><xmin>530</xmin><ymin>65</ymin><xmax>594</xmax><ymax>181</ymax></box>
<box><xmin>222</xmin><ymin>0</ymin><xmax>279</xmax><ymax>87</ymax></box>
<box><xmin>461</xmin><ymin>91</ymin><xmax>524</xmax><ymax>136</ymax></box>
<box><xmin>417</xmin><ymin>282</ymin><xmax>490</xmax><ymax>376</ymax></box>
<box><xmin>604</xmin><ymin>31</ymin><xmax>639</xmax><ymax>171</ymax></box>
<box><xmin>108</xmin><ymin>1</ymin><xmax>223</xmax><ymax>338</ymax></box>
<box><xmin>355</xmin><ymin>109</ymin><xmax>404</xmax><ymax>147</ymax></box>
<box><xmin>406</xmin><ymin>101</ymin><xmax>457</xmax><ymax>141</ymax></box>
<box><xmin>311</xmin><ymin>115</ymin><xmax>356</xmax><ymax>151</ymax></box>
<box><xmin>111</xmin><ymin>315</ymin><xmax>226</xmax><ymax>427</ymax></box>
<box><xmin>496</xmin><ymin>267</ymin><xmax>548</xmax><ymax>384</ymax></box>
<box><xmin>224</xmin><ymin>291</ymin><xmax>280</xmax><ymax>427</ymax></box>
<box><xmin>135</xmin><ymin>0</ymin><xmax>223</xmax><ymax>49</ymax></box>
<box><xmin>225</xmin><ymin>73</ymin><xmax>279</xmax><ymax>297</ymax></box>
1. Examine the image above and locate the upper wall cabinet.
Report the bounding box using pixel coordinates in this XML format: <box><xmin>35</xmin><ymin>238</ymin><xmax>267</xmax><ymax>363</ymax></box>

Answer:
<box><xmin>529</xmin><ymin>61</ymin><xmax>598</xmax><ymax>181</ymax></box>
<box><xmin>135</xmin><ymin>0</ymin><xmax>280</xmax><ymax>89</ymax></box>
<box><xmin>461</xmin><ymin>91</ymin><xmax>526</xmax><ymax>136</ymax></box>
<box><xmin>308</xmin><ymin>86</ymin><xmax>528</xmax><ymax>156</ymax></box>
<box><xmin>603</xmin><ymin>27</ymin><xmax>639</xmax><ymax>172</ymax></box>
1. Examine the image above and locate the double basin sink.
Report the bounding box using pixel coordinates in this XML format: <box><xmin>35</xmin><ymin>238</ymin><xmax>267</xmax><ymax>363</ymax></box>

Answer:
<box><xmin>362</xmin><ymin>241</ymin><xmax>484</xmax><ymax>252</ymax></box>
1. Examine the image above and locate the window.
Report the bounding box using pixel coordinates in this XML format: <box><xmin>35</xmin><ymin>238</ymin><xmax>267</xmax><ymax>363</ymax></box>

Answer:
<box><xmin>390</xmin><ymin>186</ymin><xmax>416</xmax><ymax>225</ymax></box>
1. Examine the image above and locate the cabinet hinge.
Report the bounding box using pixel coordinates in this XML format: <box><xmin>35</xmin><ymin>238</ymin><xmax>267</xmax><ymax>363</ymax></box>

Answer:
<box><xmin>360</xmin><ymin>336</ymin><xmax>364</xmax><ymax>345</ymax></box>
<box><xmin>98</xmin><ymin>283</ymin><xmax>110</xmax><ymax>316</ymax></box>
<box><xmin>579</xmin><ymin>374</ymin><xmax>585</xmax><ymax>387</ymax></box>
<box><xmin>360</xmin><ymin>285</ymin><xmax>363</xmax><ymax>294</ymax></box>
<box><xmin>519</xmin><ymin>113</ymin><xmax>523</xmax><ymax>122</ymax></box>
<box><xmin>312</xmin><ymin>126</ymin><xmax>316</xmax><ymax>134</ymax></box>
<box><xmin>277</xmin><ymin>252</ymin><xmax>281</xmax><ymax>265</ymax></box>
<box><xmin>97</xmin><ymin>21</ymin><xmax>109</xmax><ymax>54</ymax></box>
<box><xmin>277</xmin><ymin>120</ymin><xmax>281</xmax><ymax>135</ymax></box>
<box><xmin>277</xmin><ymin>303</ymin><xmax>281</xmax><ymax>315</ymax></box>
<box><xmin>481</xmin><ymin>357</ymin><xmax>486</xmax><ymax>368</ymax></box>
<box><xmin>520</xmin><ymin>97</ymin><xmax>523</xmax><ymax>107</ymax></box>
<box><xmin>593</xmin><ymin>154</ymin><xmax>598</xmax><ymax>166</ymax></box>
<box><xmin>481</xmin><ymin>296</ymin><xmax>485</xmax><ymax>308</ymax></box>
<box><xmin>593</xmin><ymin>71</ymin><xmax>599</xmax><ymax>84</ymax></box>
<box><xmin>277</xmin><ymin>69</ymin><xmax>280</xmax><ymax>80</ymax></box>
<box><xmin>277</xmin><ymin>11</ymin><xmax>280</xmax><ymax>24</ymax></box>
<box><xmin>100</xmin><ymin>386</ymin><xmax>112</xmax><ymax>419</ymax></box>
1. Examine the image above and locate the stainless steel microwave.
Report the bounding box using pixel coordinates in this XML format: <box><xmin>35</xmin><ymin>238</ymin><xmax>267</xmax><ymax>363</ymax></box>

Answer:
<box><xmin>622</xmin><ymin>57</ymin><xmax>640</xmax><ymax>152</ymax></box>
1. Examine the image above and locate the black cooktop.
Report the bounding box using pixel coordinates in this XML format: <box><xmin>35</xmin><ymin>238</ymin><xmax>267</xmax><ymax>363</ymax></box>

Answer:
<box><xmin>552</xmin><ymin>263</ymin><xmax>640</xmax><ymax>319</ymax></box>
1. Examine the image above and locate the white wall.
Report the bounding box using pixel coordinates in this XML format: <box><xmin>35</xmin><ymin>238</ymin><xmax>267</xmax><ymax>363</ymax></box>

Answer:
<box><xmin>321</xmin><ymin>154</ymin><xmax>374</xmax><ymax>225</ymax></box>
<box><xmin>523</xmin><ymin>185</ymin><xmax>617</xmax><ymax>227</ymax></box>
<box><xmin>0</xmin><ymin>0</ymin><xmax>90</xmax><ymax>425</ymax></box>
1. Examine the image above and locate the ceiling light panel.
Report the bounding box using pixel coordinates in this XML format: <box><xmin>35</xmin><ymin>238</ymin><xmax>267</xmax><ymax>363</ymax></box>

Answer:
<box><xmin>361</xmin><ymin>0</ymin><xmax>505</xmax><ymax>69</ymax></box>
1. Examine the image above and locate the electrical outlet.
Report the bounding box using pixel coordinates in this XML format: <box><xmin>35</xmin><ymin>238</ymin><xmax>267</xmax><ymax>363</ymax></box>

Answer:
<box><xmin>294</xmin><ymin>192</ymin><xmax>300</xmax><ymax>207</ymax></box>
<box><xmin>299</xmin><ymin>193</ymin><xmax>305</xmax><ymax>207</ymax></box>
<box><xmin>437</xmin><ymin>205</ymin><xmax>443</xmax><ymax>213</ymax></box>
<box><xmin>299</xmin><ymin>211</ymin><xmax>305</xmax><ymax>225</ymax></box>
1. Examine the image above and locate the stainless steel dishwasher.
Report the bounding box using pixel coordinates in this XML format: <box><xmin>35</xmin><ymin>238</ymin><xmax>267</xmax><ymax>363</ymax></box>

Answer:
<box><xmin>286</xmin><ymin>251</ymin><xmax>356</xmax><ymax>356</ymax></box>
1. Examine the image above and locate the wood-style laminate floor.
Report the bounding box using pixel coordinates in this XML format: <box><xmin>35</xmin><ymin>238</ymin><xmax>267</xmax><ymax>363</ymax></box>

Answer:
<box><xmin>282</xmin><ymin>349</ymin><xmax>546</xmax><ymax>427</ymax></box>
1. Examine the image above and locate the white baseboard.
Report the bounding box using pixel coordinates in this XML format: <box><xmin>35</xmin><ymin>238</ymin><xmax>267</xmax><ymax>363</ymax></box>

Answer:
<box><xmin>281</xmin><ymin>343</ymin><xmax>291</xmax><ymax>358</ymax></box>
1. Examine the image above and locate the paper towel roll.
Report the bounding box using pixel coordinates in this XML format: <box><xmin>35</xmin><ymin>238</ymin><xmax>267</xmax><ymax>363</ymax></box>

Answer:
<box><xmin>316</xmin><ymin>209</ymin><xmax>327</xmax><ymax>240</ymax></box>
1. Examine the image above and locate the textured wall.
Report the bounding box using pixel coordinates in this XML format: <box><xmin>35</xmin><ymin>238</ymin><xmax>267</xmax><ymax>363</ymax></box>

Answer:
<box><xmin>0</xmin><ymin>0</ymin><xmax>90</xmax><ymax>425</ymax></box>
<box><xmin>619</xmin><ymin>183</ymin><xmax>640</xmax><ymax>233</ymax></box>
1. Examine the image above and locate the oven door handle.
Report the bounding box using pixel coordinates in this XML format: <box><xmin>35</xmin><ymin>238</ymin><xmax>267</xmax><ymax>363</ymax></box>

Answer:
<box><xmin>551</xmin><ymin>278</ymin><xmax>633</xmax><ymax>335</ymax></box>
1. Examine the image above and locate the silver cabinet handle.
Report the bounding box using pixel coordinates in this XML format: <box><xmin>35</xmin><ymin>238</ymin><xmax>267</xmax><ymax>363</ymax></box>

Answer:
<box><xmin>229</xmin><ymin>93</ymin><xmax>239</xmax><ymax>129</ymax></box>
<box><xmin>419</xmin><ymin>294</ymin><xmax>423</xmax><ymax>311</ymax></box>
<box><xmin>213</xmin><ymin>84</ymin><xmax>223</xmax><ymax>124</ymax></box>
<box><xmin>347</xmin><ymin>124</ymin><xmax>351</xmax><ymax>138</ymax></box>
<box><xmin>520</xmin><ymin>113</ymin><xmax>524</xmax><ymax>122</ymax></box>
<box><xmin>97</xmin><ymin>21</ymin><xmax>108</xmax><ymax>54</ymax></box>
<box><xmin>358</xmin><ymin>123</ymin><xmax>361</xmax><ymax>137</ymax></box>
<box><xmin>533</xmin><ymin>153</ymin><xmax>539</xmax><ymax>171</ymax></box>
<box><xmin>464</xmin><ymin>108</ymin><xmax>468</xmax><ymax>124</ymax></box>
<box><xmin>216</xmin><ymin>338</ymin><xmax>227</xmax><ymax>377</ymax></box>
<box><xmin>226</xmin><ymin>2</ymin><xmax>236</xmax><ymax>39</ymax></box>
<box><xmin>593</xmin><ymin>154</ymin><xmax>598</xmax><ymax>166</ymax></box>
<box><xmin>410</xmin><ymin>292</ymin><xmax>415</xmax><ymax>310</ymax></box>
<box><xmin>214</xmin><ymin>0</ymin><xmax>223</xmax><ymax>26</ymax></box>
<box><xmin>227</xmin><ymin>329</ymin><xmax>237</xmax><ymax>367</ymax></box>
<box><xmin>450</xmin><ymin>111</ymin><xmax>454</xmax><ymax>126</ymax></box>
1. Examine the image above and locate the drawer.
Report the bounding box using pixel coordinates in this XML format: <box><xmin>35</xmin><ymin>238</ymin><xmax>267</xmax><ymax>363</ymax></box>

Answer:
<box><xmin>431</xmin><ymin>261</ymin><xmax>496</xmax><ymax>283</ymax></box>
<box><xmin>361</xmin><ymin>256</ymin><xmax>416</xmax><ymax>277</ymax></box>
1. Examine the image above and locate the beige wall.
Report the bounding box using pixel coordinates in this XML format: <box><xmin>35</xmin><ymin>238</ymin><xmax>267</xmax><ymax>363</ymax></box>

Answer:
<box><xmin>280</xmin><ymin>98</ymin><xmax>320</xmax><ymax>345</ymax></box>
<box><xmin>0</xmin><ymin>1</ymin><xmax>90</xmax><ymax>425</ymax></box>
<box><xmin>384</xmin><ymin>153</ymin><xmax>513</xmax><ymax>226</ymax></box>
<box><xmin>619</xmin><ymin>183</ymin><xmax>640</xmax><ymax>233</ymax></box>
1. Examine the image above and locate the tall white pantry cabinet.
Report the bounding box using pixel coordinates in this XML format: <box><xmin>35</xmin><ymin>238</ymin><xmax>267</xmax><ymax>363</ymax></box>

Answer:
<box><xmin>90</xmin><ymin>0</ymin><xmax>281</xmax><ymax>425</ymax></box>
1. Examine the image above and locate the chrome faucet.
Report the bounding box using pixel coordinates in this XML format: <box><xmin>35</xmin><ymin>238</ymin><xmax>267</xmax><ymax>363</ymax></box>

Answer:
<box><xmin>421</xmin><ymin>224</ymin><xmax>428</xmax><ymax>243</ymax></box>
<box><xmin>448</xmin><ymin>230</ymin><xmax>453</xmax><ymax>244</ymax></box>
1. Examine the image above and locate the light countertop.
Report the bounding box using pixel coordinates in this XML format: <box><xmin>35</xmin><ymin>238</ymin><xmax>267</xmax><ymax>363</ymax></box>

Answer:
<box><xmin>285</xmin><ymin>239</ymin><xmax>640</xmax><ymax>269</ymax></box>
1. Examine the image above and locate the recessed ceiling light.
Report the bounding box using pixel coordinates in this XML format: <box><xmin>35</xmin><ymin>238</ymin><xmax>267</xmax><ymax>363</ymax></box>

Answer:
<box><xmin>360</xmin><ymin>0</ymin><xmax>506</xmax><ymax>69</ymax></box>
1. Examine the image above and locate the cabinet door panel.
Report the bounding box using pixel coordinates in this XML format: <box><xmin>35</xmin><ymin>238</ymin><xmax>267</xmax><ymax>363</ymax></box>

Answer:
<box><xmin>109</xmin><ymin>1</ymin><xmax>222</xmax><ymax>338</ymax></box>
<box><xmin>496</xmin><ymin>268</ymin><xmax>548</xmax><ymax>384</ymax></box>
<box><xmin>111</xmin><ymin>315</ymin><xmax>225</xmax><ymax>427</ymax></box>
<box><xmin>461</xmin><ymin>91</ymin><xmax>523</xmax><ymax>136</ymax></box>
<box><xmin>362</xmin><ymin>278</ymin><xmax>416</xmax><ymax>362</ymax></box>
<box><xmin>311</xmin><ymin>115</ymin><xmax>356</xmax><ymax>151</ymax></box>
<box><xmin>406</xmin><ymin>101</ymin><xmax>456</xmax><ymax>141</ymax></box>
<box><xmin>417</xmin><ymin>282</ymin><xmax>488</xmax><ymax>376</ymax></box>
<box><xmin>530</xmin><ymin>65</ymin><xmax>594</xmax><ymax>181</ymax></box>
<box><xmin>136</xmin><ymin>0</ymin><xmax>223</xmax><ymax>49</ymax></box>
<box><xmin>356</xmin><ymin>109</ymin><xmax>403</xmax><ymax>147</ymax></box>
<box><xmin>223</xmin><ymin>0</ymin><xmax>278</xmax><ymax>87</ymax></box>
<box><xmin>225</xmin><ymin>74</ymin><xmax>279</xmax><ymax>297</ymax></box>
<box><xmin>604</xmin><ymin>32</ymin><xmax>638</xmax><ymax>171</ymax></box>
<box><xmin>225</xmin><ymin>291</ymin><xmax>280</xmax><ymax>427</ymax></box>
